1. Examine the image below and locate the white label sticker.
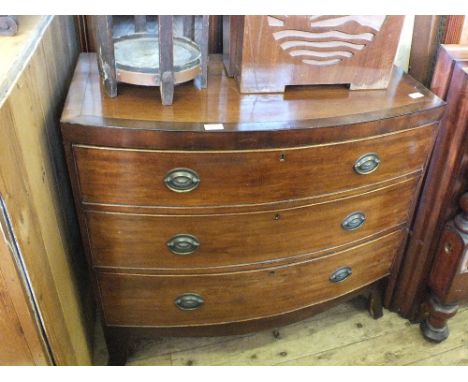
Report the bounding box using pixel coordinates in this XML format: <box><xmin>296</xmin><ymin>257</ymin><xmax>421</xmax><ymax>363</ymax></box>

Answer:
<box><xmin>204</xmin><ymin>124</ymin><xmax>225</xmax><ymax>131</ymax></box>
<box><xmin>408</xmin><ymin>92</ymin><xmax>425</xmax><ymax>99</ymax></box>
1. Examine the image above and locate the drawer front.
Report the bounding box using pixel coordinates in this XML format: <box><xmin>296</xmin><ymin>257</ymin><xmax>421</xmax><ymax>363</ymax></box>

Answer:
<box><xmin>88</xmin><ymin>177</ymin><xmax>417</xmax><ymax>270</ymax></box>
<box><xmin>98</xmin><ymin>230</ymin><xmax>404</xmax><ymax>326</ymax></box>
<box><xmin>74</xmin><ymin>125</ymin><xmax>434</xmax><ymax>207</ymax></box>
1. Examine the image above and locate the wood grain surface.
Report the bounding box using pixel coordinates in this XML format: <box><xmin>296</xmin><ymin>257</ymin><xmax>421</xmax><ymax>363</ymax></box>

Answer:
<box><xmin>87</xmin><ymin>177</ymin><xmax>417</xmax><ymax>271</ymax></box>
<box><xmin>0</xmin><ymin>16</ymin><xmax>92</xmax><ymax>364</ymax></box>
<box><xmin>98</xmin><ymin>230</ymin><xmax>404</xmax><ymax>327</ymax></box>
<box><xmin>229</xmin><ymin>16</ymin><xmax>404</xmax><ymax>92</ymax></box>
<box><xmin>61</xmin><ymin>54</ymin><xmax>443</xmax><ymax>126</ymax></box>
<box><xmin>73</xmin><ymin>125</ymin><xmax>434</xmax><ymax>208</ymax></box>
<box><xmin>0</xmin><ymin>222</ymin><xmax>49</xmax><ymax>365</ymax></box>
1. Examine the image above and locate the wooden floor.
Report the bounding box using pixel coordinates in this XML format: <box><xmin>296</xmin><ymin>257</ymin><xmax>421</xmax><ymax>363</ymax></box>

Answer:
<box><xmin>93</xmin><ymin>298</ymin><xmax>468</xmax><ymax>366</ymax></box>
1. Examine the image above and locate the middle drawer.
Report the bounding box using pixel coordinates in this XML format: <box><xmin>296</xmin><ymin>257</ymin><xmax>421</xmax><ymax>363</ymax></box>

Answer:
<box><xmin>87</xmin><ymin>177</ymin><xmax>417</xmax><ymax>270</ymax></box>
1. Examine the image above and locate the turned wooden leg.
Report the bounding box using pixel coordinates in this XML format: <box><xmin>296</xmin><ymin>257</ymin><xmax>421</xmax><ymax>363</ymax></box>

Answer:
<box><xmin>95</xmin><ymin>16</ymin><xmax>117</xmax><ymax>98</ymax></box>
<box><xmin>103</xmin><ymin>326</ymin><xmax>129</xmax><ymax>366</ymax></box>
<box><xmin>421</xmin><ymin>294</ymin><xmax>459</xmax><ymax>342</ymax></box>
<box><xmin>134</xmin><ymin>16</ymin><xmax>147</xmax><ymax>33</ymax></box>
<box><xmin>367</xmin><ymin>286</ymin><xmax>384</xmax><ymax>319</ymax></box>
<box><xmin>158</xmin><ymin>16</ymin><xmax>174</xmax><ymax>106</ymax></box>
<box><xmin>194</xmin><ymin>15</ymin><xmax>209</xmax><ymax>89</ymax></box>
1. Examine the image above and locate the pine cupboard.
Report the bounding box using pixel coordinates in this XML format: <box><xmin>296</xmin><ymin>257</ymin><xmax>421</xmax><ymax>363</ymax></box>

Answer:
<box><xmin>0</xmin><ymin>16</ymin><xmax>92</xmax><ymax>365</ymax></box>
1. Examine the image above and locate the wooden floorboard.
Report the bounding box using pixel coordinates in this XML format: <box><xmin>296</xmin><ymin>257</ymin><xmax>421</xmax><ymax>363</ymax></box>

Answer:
<box><xmin>93</xmin><ymin>297</ymin><xmax>468</xmax><ymax>366</ymax></box>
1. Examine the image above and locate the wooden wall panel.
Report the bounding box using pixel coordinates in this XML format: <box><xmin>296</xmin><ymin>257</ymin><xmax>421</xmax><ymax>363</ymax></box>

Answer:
<box><xmin>0</xmin><ymin>268</ymin><xmax>37</xmax><ymax>365</ymax></box>
<box><xmin>0</xmin><ymin>16</ymin><xmax>92</xmax><ymax>365</ymax></box>
<box><xmin>0</xmin><ymin>201</ymin><xmax>50</xmax><ymax>365</ymax></box>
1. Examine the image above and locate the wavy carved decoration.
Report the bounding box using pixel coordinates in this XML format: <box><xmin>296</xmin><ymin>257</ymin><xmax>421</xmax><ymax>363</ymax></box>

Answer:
<box><xmin>268</xmin><ymin>15</ymin><xmax>387</xmax><ymax>66</ymax></box>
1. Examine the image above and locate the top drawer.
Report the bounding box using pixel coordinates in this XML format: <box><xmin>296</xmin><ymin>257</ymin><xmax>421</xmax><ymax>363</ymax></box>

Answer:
<box><xmin>73</xmin><ymin>125</ymin><xmax>435</xmax><ymax>207</ymax></box>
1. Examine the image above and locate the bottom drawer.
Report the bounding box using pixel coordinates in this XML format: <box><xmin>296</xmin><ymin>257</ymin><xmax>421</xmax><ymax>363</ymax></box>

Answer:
<box><xmin>98</xmin><ymin>230</ymin><xmax>405</xmax><ymax>327</ymax></box>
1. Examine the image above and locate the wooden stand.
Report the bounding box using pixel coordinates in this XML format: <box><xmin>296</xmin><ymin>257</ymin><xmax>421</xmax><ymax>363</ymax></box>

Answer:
<box><xmin>421</xmin><ymin>295</ymin><xmax>459</xmax><ymax>342</ymax></box>
<box><xmin>94</xmin><ymin>15</ymin><xmax>209</xmax><ymax>105</ymax></box>
<box><xmin>421</xmin><ymin>193</ymin><xmax>468</xmax><ymax>342</ymax></box>
<box><xmin>390</xmin><ymin>45</ymin><xmax>468</xmax><ymax>321</ymax></box>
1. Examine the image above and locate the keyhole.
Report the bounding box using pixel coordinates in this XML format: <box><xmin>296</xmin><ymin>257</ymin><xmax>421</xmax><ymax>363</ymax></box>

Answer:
<box><xmin>279</xmin><ymin>153</ymin><xmax>286</xmax><ymax>162</ymax></box>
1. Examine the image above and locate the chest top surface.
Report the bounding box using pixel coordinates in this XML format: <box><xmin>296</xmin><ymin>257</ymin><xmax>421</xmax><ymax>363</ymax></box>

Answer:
<box><xmin>62</xmin><ymin>53</ymin><xmax>444</xmax><ymax>132</ymax></box>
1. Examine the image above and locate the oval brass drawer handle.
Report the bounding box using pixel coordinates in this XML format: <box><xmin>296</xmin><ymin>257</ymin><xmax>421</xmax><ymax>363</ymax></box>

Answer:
<box><xmin>164</xmin><ymin>168</ymin><xmax>200</xmax><ymax>192</ymax></box>
<box><xmin>341</xmin><ymin>212</ymin><xmax>366</xmax><ymax>231</ymax></box>
<box><xmin>354</xmin><ymin>153</ymin><xmax>381</xmax><ymax>175</ymax></box>
<box><xmin>167</xmin><ymin>234</ymin><xmax>200</xmax><ymax>255</ymax></box>
<box><xmin>330</xmin><ymin>266</ymin><xmax>353</xmax><ymax>283</ymax></box>
<box><xmin>175</xmin><ymin>293</ymin><xmax>204</xmax><ymax>310</ymax></box>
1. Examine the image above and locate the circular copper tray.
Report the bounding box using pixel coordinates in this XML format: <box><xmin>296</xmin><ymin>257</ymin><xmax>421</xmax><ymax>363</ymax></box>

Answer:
<box><xmin>114</xmin><ymin>33</ymin><xmax>202</xmax><ymax>86</ymax></box>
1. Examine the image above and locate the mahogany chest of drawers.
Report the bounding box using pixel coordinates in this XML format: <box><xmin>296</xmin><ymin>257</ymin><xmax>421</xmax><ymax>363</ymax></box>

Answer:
<box><xmin>60</xmin><ymin>53</ymin><xmax>445</xmax><ymax>364</ymax></box>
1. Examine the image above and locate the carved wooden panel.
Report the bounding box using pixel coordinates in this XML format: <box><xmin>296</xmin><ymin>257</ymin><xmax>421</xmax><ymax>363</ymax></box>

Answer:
<box><xmin>268</xmin><ymin>16</ymin><xmax>386</xmax><ymax>66</ymax></box>
<box><xmin>225</xmin><ymin>16</ymin><xmax>405</xmax><ymax>93</ymax></box>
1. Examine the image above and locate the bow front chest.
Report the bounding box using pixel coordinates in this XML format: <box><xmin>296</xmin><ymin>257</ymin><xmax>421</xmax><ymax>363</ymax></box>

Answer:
<box><xmin>61</xmin><ymin>53</ymin><xmax>445</xmax><ymax>364</ymax></box>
